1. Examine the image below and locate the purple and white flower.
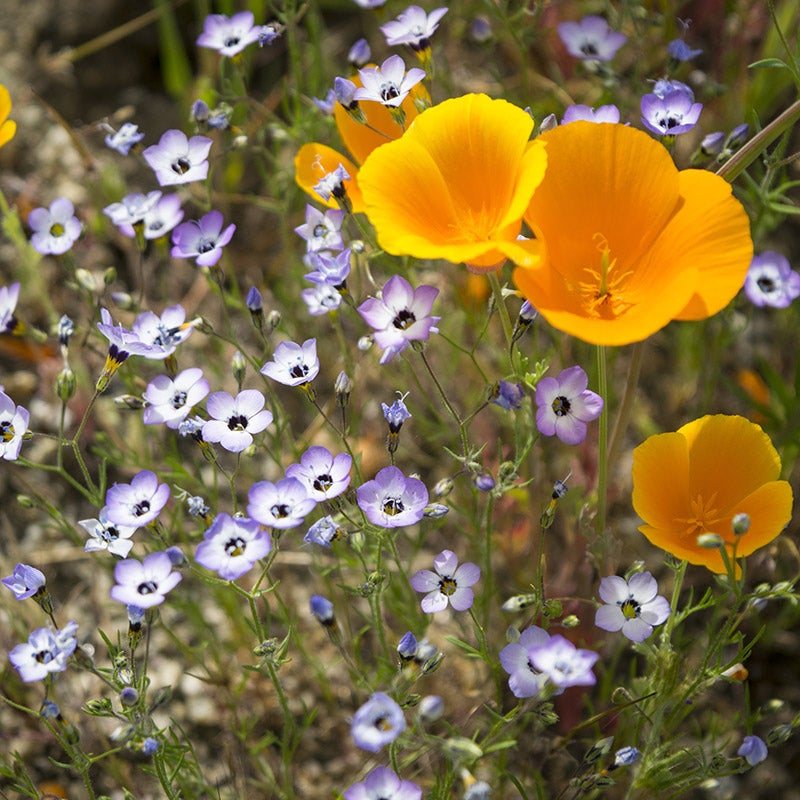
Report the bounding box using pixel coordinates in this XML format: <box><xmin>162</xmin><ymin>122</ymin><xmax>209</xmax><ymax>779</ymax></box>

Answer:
<box><xmin>594</xmin><ymin>572</ymin><xmax>671</xmax><ymax>642</ymax></box>
<box><xmin>528</xmin><ymin>634</ymin><xmax>598</xmax><ymax>689</ymax></box>
<box><xmin>382</xmin><ymin>393</ymin><xmax>412</xmax><ymax>432</ymax></box>
<box><xmin>348</xmin><ymin>37</ymin><xmax>372</xmax><ymax>68</ymax></box>
<box><xmin>286</xmin><ymin>446</ymin><xmax>352</xmax><ymax>502</ymax></box>
<box><xmin>667</xmin><ymin>38</ymin><xmax>702</xmax><ymax>61</ymax></box>
<box><xmin>0</xmin><ymin>391</ymin><xmax>29</xmax><ymax>460</ymax></box>
<box><xmin>351</xmin><ymin>692</ymin><xmax>406</xmax><ymax>752</ymax></box>
<box><xmin>738</xmin><ymin>735</ymin><xmax>768</xmax><ymax>766</ymax></box>
<box><xmin>345</xmin><ymin>766</ymin><xmax>422</xmax><ymax>800</ymax></box>
<box><xmin>97</xmin><ymin>308</ymin><xmax>160</xmax><ymax>366</ymax></box>
<box><xmin>562</xmin><ymin>104</ymin><xmax>620</xmax><ymax>124</ymax></box>
<box><xmin>2</xmin><ymin>564</ymin><xmax>46</xmax><ymax>600</ymax></box>
<box><xmin>9</xmin><ymin>621</ymin><xmax>78</xmax><ymax>682</ymax></box>
<box><xmin>535</xmin><ymin>365</ymin><xmax>603</xmax><ymax>446</ymax></box>
<box><xmin>353</xmin><ymin>55</ymin><xmax>426</xmax><ymax>108</ymax></box>
<box><xmin>304</xmin><ymin>516</ymin><xmax>343</xmax><ymax>547</ymax></box>
<box><xmin>492</xmin><ymin>380</ymin><xmax>525</xmax><ymax>411</ymax></box>
<box><xmin>302</xmin><ymin>283</ymin><xmax>343</xmax><ymax>315</ymax></box>
<box><xmin>118</xmin><ymin>193</ymin><xmax>184</xmax><ymax>241</ymax></box>
<box><xmin>410</xmin><ymin>549</ymin><xmax>480</xmax><ymax>613</ymax></box>
<box><xmin>743</xmin><ymin>251</ymin><xmax>800</xmax><ymax>308</ymax></box>
<box><xmin>499</xmin><ymin>625</ymin><xmax>552</xmax><ymax>698</ymax></box>
<box><xmin>304</xmin><ymin>249</ymin><xmax>351</xmax><ymax>285</ymax></box>
<box><xmin>144</xmin><ymin>368</ymin><xmax>210</xmax><ymax>429</ymax></box>
<box><xmin>295</xmin><ymin>205</ymin><xmax>345</xmax><ymax>252</ymax></box>
<box><xmin>260</xmin><ymin>339</ymin><xmax>320</xmax><ymax>386</ymax></box>
<box><xmin>78</xmin><ymin>510</ymin><xmax>138</xmax><ymax>558</ymax></box>
<box><xmin>558</xmin><ymin>15</ymin><xmax>627</xmax><ymax>61</ymax></box>
<box><xmin>28</xmin><ymin>198</ymin><xmax>81</xmax><ymax>255</ymax></box>
<box><xmin>132</xmin><ymin>305</ymin><xmax>195</xmax><ymax>359</ymax></box>
<box><xmin>143</xmin><ymin>129</ymin><xmax>212</xmax><ymax>186</ymax></box>
<box><xmin>357</xmin><ymin>466</ymin><xmax>428</xmax><ymax>528</ymax></box>
<box><xmin>310</xmin><ymin>594</ymin><xmax>335</xmax><ymax>626</ymax></box>
<box><xmin>641</xmin><ymin>89</ymin><xmax>702</xmax><ymax>136</ymax></box>
<box><xmin>312</xmin><ymin>89</ymin><xmax>336</xmax><ymax>115</ymax></box>
<box><xmin>110</xmin><ymin>551</ymin><xmax>182</xmax><ymax>608</ymax></box>
<box><xmin>380</xmin><ymin>6</ymin><xmax>448</xmax><ymax>51</ymax></box>
<box><xmin>202</xmin><ymin>389</ymin><xmax>273</xmax><ymax>453</ymax></box>
<box><xmin>104</xmin><ymin>122</ymin><xmax>145</xmax><ymax>155</ymax></box>
<box><xmin>358</xmin><ymin>275</ymin><xmax>440</xmax><ymax>364</ymax></box>
<box><xmin>104</xmin><ymin>470</ymin><xmax>171</xmax><ymax>528</ymax></box>
<box><xmin>248</xmin><ymin>477</ymin><xmax>317</xmax><ymax>529</ymax></box>
<box><xmin>171</xmin><ymin>210</ymin><xmax>236</xmax><ymax>267</ymax></box>
<box><xmin>103</xmin><ymin>191</ymin><xmax>162</xmax><ymax>229</ymax></box>
<box><xmin>314</xmin><ymin>163</ymin><xmax>352</xmax><ymax>204</ymax></box>
<box><xmin>195</xmin><ymin>513</ymin><xmax>271</xmax><ymax>580</ymax></box>
<box><xmin>0</xmin><ymin>282</ymin><xmax>20</xmax><ymax>334</ymax></box>
<box><xmin>196</xmin><ymin>11</ymin><xmax>264</xmax><ymax>57</ymax></box>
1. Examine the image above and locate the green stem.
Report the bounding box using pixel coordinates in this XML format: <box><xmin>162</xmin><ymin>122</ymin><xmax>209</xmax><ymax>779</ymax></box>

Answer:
<box><xmin>608</xmin><ymin>340</ymin><xmax>644</xmax><ymax>468</ymax></box>
<box><xmin>417</xmin><ymin>348</ymin><xmax>470</xmax><ymax>459</ymax></box>
<box><xmin>595</xmin><ymin>345</ymin><xmax>610</xmax><ymax>572</ymax></box>
<box><xmin>487</xmin><ymin>270</ymin><xmax>514</xmax><ymax>356</ymax></box>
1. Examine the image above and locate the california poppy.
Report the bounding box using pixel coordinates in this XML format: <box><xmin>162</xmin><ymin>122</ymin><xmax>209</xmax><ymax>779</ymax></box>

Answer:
<box><xmin>632</xmin><ymin>414</ymin><xmax>792</xmax><ymax>573</ymax></box>
<box><xmin>513</xmin><ymin>122</ymin><xmax>753</xmax><ymax>345</ymax></box>
<box><xmin>357</xmin><ymin>93</ymin><xmax>547</xmax><ymax>271</ymax></box>
<box><xmin>0</xmin><ymin>84</ymin><xmax>16</xmax><ymax>149</ymax></box>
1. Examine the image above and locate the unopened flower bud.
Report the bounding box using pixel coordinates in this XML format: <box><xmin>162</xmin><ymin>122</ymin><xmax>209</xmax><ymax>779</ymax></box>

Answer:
<box><xmin>103</xmin><ymin>267</ymin><xmax>117</xmax><ymax>286</ymax></box>
<box><xmin>539</xmin><ymin>113</ymin><xmax>558</xmax><ymax>133</ymax></box>
<box><xmin>57</xmin><ymin>368</ymin><xmax>77</xmax><ymax>402</ymax></box>
<box><xmin>613</xmin><ymin>746</ymin><xmax>641</xmax><ymax>768</ymax></box>
<box><xmin>310</xmin><ymin>594</ymin><xmax>335</xmax><ymax>627</ymax></box>
<box><xmin>424</xmin><ymin>503</ymin><xmax>449</xmax><ymax>519</ymax></box>
<box><xmin>110</xmin><ymin>291</ymin><xmax>136</xmax><ymax>310</ymax></box>
<box><xmin>561</xmin><ymin>614</ymin><xmax>580</xmax><ymax>628</ymax></box>
<box><xmin>474</xmin><ymin>473</ymin><xmax>495</xmax><ymax>492</ymax></box>
<box><xmin>583</xmin><ymin>736</ymin><xmax>614</xmax><ymax>765</ymax></box>
<box><xmin>732</xmin><ymin>513</ymin><xmax>750</xmax><ymax>535</ymax></box>
<box><xmin>113</xmin><ymin>394</ymin><xmax>144</xmax><ymax>409</ymax></box>
<box><xmin>501</xmin><ymin>593</ymin><xmax>537</xmax><ymax>612</ymax></box>
<box><xmin>421</xmin><ymin>652</ymin><xmax>445</xmax><ymax>674</ymax></box>
<box><xmin>120</xmin><ymin>687</ymin><xmax>139</xmax><ymax>707</ymax></box>
<box><xmin>433</xmin><ymin>477</ymin><xmax>454</xmax><ymax>497</ymax></box>
<box><xmin>696</xmin><ymin>532</ymin><xmax>724</xmax><ymax>549</ymax></box>
<box><xmin>419</xmin><ymin>694</ymin><xmax>444</xmax><ymax>722</ymax></box>
<box><xmin>16</xmin><ymin>494</ymin><xmax>36</xmax><ymax>508</ymax></box>
<box><xmin>232</xmin><ymin>350</ymin><xmax>247</xmax><ymax>386</ymax></box>
<box><xmin>75</xmin><ymin>268</ymin><xmax>100</xmax><ymax>293</ymax></box>
<box><xmin>767</xmin><ymin>724</ymin><xmax>792</xmax><ymax>746</ymax></box>
<box><xmin>348</xmin><ymin>37</ymin><xmax>371</xmax><ymax>68</ymax></box>
<box><xmin>335</xmin><ymin>370</ymin><xmax>351</xmax><ymax>407</ymax></box>
<box><xmin>397</xmin><ymin>632</ymin><xmax>418</xmax><ymax>661</ymax></box>
<box><xmin>358</xmin><ymin>335</ymin><xmax>373</xmax><ymax>352</ymax></box>
<box><xmin>149</xmin><ymin>686</ymin><xmax>172</xmax><ymax>711</ymax></box>
<box><xmin>443</xmin><ymin>737</ymin><xmax>484</xmax><ymax>762</ymax></box>
<box><xmin>57</xmin><ymin>315</ymin><xmax>75</xmax><ymax>347</ymax></box>
<box><xmin>40</xmin><ymin>700</ymin><xmax>62</xmax><ymax>720</ymax></box>
<box><xmin>267</xmin><ymin>309</ymin><xmax>281</xmax><ymax>332</ymax></box>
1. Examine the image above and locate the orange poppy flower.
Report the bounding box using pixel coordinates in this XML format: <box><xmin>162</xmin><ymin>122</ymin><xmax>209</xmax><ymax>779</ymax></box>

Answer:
<box><xmin>632</xmin><ymin>414</ymin><xmax>793</xmax><ymax>573</ymax></box>
<box><xmin>294</xmin><ymin>78</ymin><xmax>426</xmax><ymax>213</ymax></box>
<box><xmin>513</xmin><ymin>122</ymin><xmax>753</xmax><ymax>345</ymax></box>
<box><xmin>0</xmin><ymin>84</ymin><xmax>16</xmax><ymax>149</ymax></box>
<box><xmin>357</xmin><ymin>93</ymin><xmax>547</xmax><ymax>271</ymax></box>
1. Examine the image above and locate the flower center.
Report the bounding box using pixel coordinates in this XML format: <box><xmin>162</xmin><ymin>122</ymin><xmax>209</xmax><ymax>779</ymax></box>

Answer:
<box><xmin>439</xmin><ymin>576</ymin><xmax>457</xmax><ymax>596</ymax></box>
<box><xmin>137</xmin><ymin>581</ymin><xmax>158</xmax><ymax>595</ymax></box>
<box><xmin>380</xmin><ymin>82</ymin><xmax>400</xmax><ymax>102</ymax></box>
<box><xmin>101</xmin><ymin>525</ymin><xmax>120</xmax><ymax>542</ymax></box>
<box><xmin>757</xmin><ymin>276</ymin><xmax>776</xmax><ymax>293</ymax></box>
<box><xmin>289</xmin><ymin>362</ymin><xmax>310</xmax><ymax>379</ymax></box>
<box><xmin>392</xmin><ymin>309</ymin><xmax>416</xmax><ymax>330</ymax></box>
<box><xmin>374</xmin><ymin>714</ymin><xmax>393</xmax><ymax>731</ymax></box>
<box><xmin>576</xmin><ymin>235</ymin><xmax>634</xmax><ymax>319</ymax></box>
<box><xmin>170</xmin><ymin>390</ymin><xmax>188</xmax><ymax>409</ymax></box>
<box><xmin>196</xmin><ymin>237</ymin><xmax>216</xmax><ymax>254</ymax></box>
<box><xmin>382</xmin><ymin>496</ymin><xmax>405</xmax><ymax>516</ymax></box>
<box><xmin>313</xmin><ymin>473</ymin><xmax>333</xmax><ymax>492</ymax></box>
<box><xmin>580</xmin><ymin>40</ymin><xmax>599</xmax><ymax>57</ymax></box>
<box><xmin>224</xmin><ymin>36</ymin><xmax>241</xmax><ymax>48</ymax></box>
<box><xmin>676</xmin><ymin>492</ymin><xmax>725</xmax><ymax>538</ymax></box>
<box><xmin>132</xmin><ymin>500</ymin><xmax>151</xmax><ymax>517</ymax></box>
<box><xmin>172</xmin><ymin>157</ymin><xmax>191</xmax><ymax>175</ymax></box>
<box><xmin>224</xmin><ymin>536</ymin><xmax>246</xmax><ymax>557</ymax></box>
<box><xmin>0</xmin><ymin>420</ymin><xmax>15</xmax><ymax>442</ymax></box>
<box><xmin>35</xmin><ymin>648</ymin><xmax>54</xmax><ymax>664</ymax></box>
<box><xmin>49</xmin><ymin>222</ymin><xmax>66</xmax><ymax>238</ymax></box>
<box><xmin>551</xmin><ymin>396</ymin><xmax>571</xmax><ymax>417</ymax></box>
<box><xmin>271</xmin><ymin>503</ymin><xmax>290</xmax><ymax>518</ymax></box>
<box><xmin>313</xmin><ymin>223</ymin><xmax>327</xmax><ymax>238</ymax></box>
<box><xmin>619</xmin><ymin>598</ymin><xmax>640</xmax><ymax>619</ymax></box>
<box><xmin>227</xmin><ymin>414</ymin><xmax>249</xmax><ymax>431</ymax></box>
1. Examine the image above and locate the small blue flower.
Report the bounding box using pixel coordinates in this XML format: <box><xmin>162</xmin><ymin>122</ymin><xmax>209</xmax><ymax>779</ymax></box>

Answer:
<box><xmin>558</xmin><ymin>15</ymin><xmax>627</xmax><ymax>61</ymax></box>
<box><xmin>397</xmin><ymin>631</ymin><xmax>418</xmax><ymax>661</ymax></box>
<box><xmin>141</xmin><ymin>737</ymin><xmax>160</xmax><ymax>756</ymax></box>
<box><xmin>2</xmin><ymin>563</ymin><xmax>46</xmax><ymax>600</ymax></box>
<box><xmin>104</xmin><ymin>122</ymin><xmax>145</xmax><ymax>155</ymax></box>
<box><xmin>348</xmin><ymin>37</ymin><xmax>371</xmax><ymax>67</ymax></box>
<box><xmin>738</xmin><ymin>735</ymin><xmax>768</xmax><ymax>766</ymax></box>
<box><xmin>310</xmin><ymin>594</ymin><xmax>335</xmax><ymax>626</ymax></box>
<box><xmin>641</xmin><ymin>89</ymin><xmax>702</xmax><ymax>136</ymax></box>
<box><xmin>382</xmin><ymin>393</ymin><xmax>412</xmax><ymax>432</ymax></box>
<box><xmin>304</xmin><ymin>516</ymin><xmax>343</xmax><ymax>547</ymax></box>
<box><xmin>351</xmin><ymin>693</ymin><xmax>406</xmax><ymax>752</ymax></box>
<box><xmin>492</xmin><ymin>380</ymin><xmax>525</xmax><ymax>411</ymax></box>
<box><xmin>613</xmin><ymin>746</ymin><xmax>641</xmax><ymax>767</ymax></box>
<box><xmin>667</xmin><ymin>39</ymin><xmax>702</xmax><ymax>61</ymax></box>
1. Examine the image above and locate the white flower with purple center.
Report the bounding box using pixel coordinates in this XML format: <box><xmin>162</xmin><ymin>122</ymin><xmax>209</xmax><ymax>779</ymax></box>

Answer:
<box><xmin>143</xmin><ymin>129</ymin><xmax>212</xmax><ymax>186</ymax></box>
<box><xmin>143</xmin><ymin>368</ymin><xmax>210</xmax><ymax>429</ymax></box>
<box><xmin>78</xmin><ymin>509</ymin><xmax>138</xmax><ymax>558</ymax></box>
<box><xmin>2</xmin><ymin>563</ymin><xmax>46</xmax><ymax>600</ymax></box>
<box><xmin>104</xmin><ymin>470</ymin><xmax>171</xmax><ymax>528</ymax></box>
<box><xmin>410</xmin><ymin>549</ymin><xmax>480</xmax><ymax>613</ymax></box>
<box><xmin>301</xmin><ymin>283</ymin><xmax>343</xmax><ymax>316</ymax></box>
<box><xmin>594</xmin><ymin>572</ymin><xmax>671</xmax><ymax>643</ymax></box>
<box><xmin>110</xmin><ymin>551</ymin><xmax>182</xmax><ymax>608</ymax></box>
<box><xmin>304</xmin><ymin>249</ymin><xmax>351</xmax><ymax>286</ymax></box>
<box><xmin>358</xmin><ymin>275</ymin><xmax>440</xmax><ymax>364</ymax></box>
<box><xmin>103</xmin><ymin>191</ymin><xmax>162</xmax><ymax>228</ymax></box>
<box><xmin>294</xmin><ymin>205</ymin><xmax>345</xmax><ymax>252</ymax></box>
<box><xmin>260</xmin><ymin>339</ymin><xmax>320</xmax><ymax>387</ymax></box>
<box><xmin>351</xmin><ymin>692</ymin><xmax>406</xmax><ymax>752</ymax></box>
<box><xmin>247</xmin><ymin>477</ymin><xmax>317</xmax><ymax>529</ymax></box>
<box><xmin>194</xmin><ymin>513</ymin><xmax>271</xmax><ymax>581</ymax></box>
<box><xmin>314</xmin><ymin>163</ymin><xmax>351</xmax><ymax>204</ymax></box>
<box><xmin>353</xmin><ymin>55</ymin><xmax>426</xmax><ymax>108</ymax></box>
<box><xmin>104</xmin><ymin>122</ymin><xmax>145</xmax><ymax>155</ymax></box>
<box><xmin>738</xmin><ymin>735</ymin><xmax>768</xmax><ymax>766</ymax></box>
<box><xmin>118</xmin><ymin>194</ymin><xmax>184</xmax><ymax>240</ymax></box>
<box><xmin>535</xmin><ymin>365</ymin><xmax>603</xmax><ymax>446</ymax></box>
<box><xmin>202</xmin><ymin>389</ymin><xmax>273</xmax><ymax>453</ymax></box>
<box><xmin>97</xmin><ymin>308</ymin><xmax>161</xmax><ymax>366</ymax></box>
<box><xmin>286</xmin><ymin>445</ymin><xmax>352</xmax><ymax>502</ymax></box>
<box><xmin>304</xmin><ymin>515</ymin><xmax>343</xmax><ymax>547</ymax></box>
<box><xmin>28</xmin><ymin>198</ymin><xmax>82</xmax><ymax>255</ymax></box>
<box><xmin>356</xmin><ymin>466</ymin><xmax>428</xmax><ymax>528</ymax></box>
<box><xmin>344</xmin><ymin>766</ymin><xmax>422</xmax><ymax>800</ymax></box>
<box><xmin>0</xmin><ymin>390</ymin><xmax>29</xmax><ymax>461</ymax></box>
<box><xmin>9</xmin><ymin>620</ymin><xmax>78</xmax><ymax>683</ymax></box>
<box><xmin>499</xmin><ymin>625</ymin><xmax>553</xmax><ymax>698</ymax></box>
<box><xmin>171</xmin><ymin>210</ymin><xmax>236</xmax><ymax>267</ymax></box>
<box><xmin>0</xmin><ymin>282</ymin><xmax>20</xmax><ymax>334</ymax></box>
<box><xmin>641</xmin><ymin>89</ymin><xmax>702</xmax><ymax>136</ymax></box>
<box><xmin>558</xmin><ymin>15</ymin><xmax>627</xmax><ymax>61</ymax></box>
<box><xmin>132</xmin><ymin>305</ymin><xmax>195</xmax><ymax>359</ymax></box>
<box><xmin>743</xmin><ymin>251</ymin><xmax>800</xmax><ymax>308</ymax></box>
<box><xmin>196</xmin><ymin>11</ymin><xmax>264</xmax><ymax>57</ymax></box>
<box><xmin>561</xmin><ymin>104</ymin><xmax>620</xmax><ymax>124</ymax></box>
<box><xmin>380</xmin><ymin>5</ymin><xmax>448</xmax><ymax>51</ymax></box>
<box><xmin>528</xmin><ymin>634</ymin><xmax>598</xmax><ymax>689</ymax></box>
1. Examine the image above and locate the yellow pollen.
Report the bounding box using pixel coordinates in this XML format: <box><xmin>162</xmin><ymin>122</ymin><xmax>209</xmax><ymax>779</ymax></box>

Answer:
<box><xmin>676</xmin><ymin>492</ymin><xmax>724</xmax><ymax>537</ymax></box>
<box><xmin>575</xmin><ymin>234</ymin><xmax>635</xmax><ymax>319</ymax></box>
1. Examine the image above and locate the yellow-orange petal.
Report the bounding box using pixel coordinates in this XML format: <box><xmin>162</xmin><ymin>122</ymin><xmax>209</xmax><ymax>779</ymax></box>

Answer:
<box><xmin>334</xmin><ymin>79</ymin><xmax>427</xmax><ymax>165</ymax></box>
<box><xmin>637</xmin><ymin>523</ymin><xmax>728</xmax><ymax>572</ymax></box>
<box><xmin>293</xmin><ymin>143</ymin><xmax>364</xmax><ymax>213</ymax></box>
<box><xmin>728</xmin><ymin>480</ymin><xmax>793</xmax><ymax>557</ymax></box>
<box><xmin>656</xmin><ymin>170</ymin><xmax>753</xmax><ymax>321</ymax></box>
<box><xmin>358</xmin><ymin>94</ymin><xmax>547</xmax><ymax>266</ymax></box>
<box><xmin>0</xmin><ymin>84</ymin><xmax>15</xmax><ymax>149</ymax></box>
<box><xmin>632</xmin><ymin>431</ymin><xmax>692</xmax><ymax>531</ymax></box>
<box><xmin>679</xmin><ymin>415</ymin><xmax>782</xmax><ymax>515</ymax></box>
